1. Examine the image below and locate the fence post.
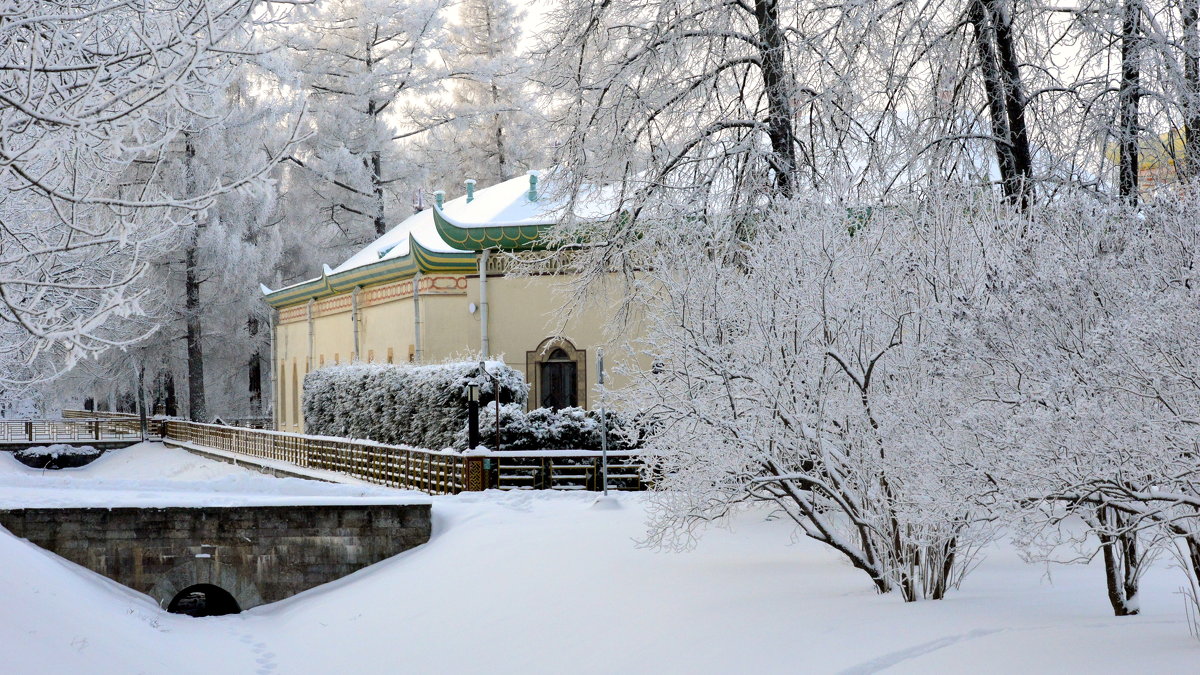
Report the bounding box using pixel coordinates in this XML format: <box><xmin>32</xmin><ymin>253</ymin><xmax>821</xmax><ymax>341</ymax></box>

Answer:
<box><xmin>25</xmin><ymin>420</ymin><xmax>32</xmax><ymax>441</ymax></box>
<box><xmin>464</xmin><ymin>457</ymin><xmax>485</xmax><ymax>492</ymax></box>
<box><xmin>93</xmin><ymin>420</ymin><xmax>101</xmax><ymax>441</ymax></box>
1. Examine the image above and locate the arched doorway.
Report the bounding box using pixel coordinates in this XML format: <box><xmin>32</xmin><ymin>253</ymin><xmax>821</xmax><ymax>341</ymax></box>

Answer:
<box><xmin>540</xmin><ymin>349</ymin><xmax>578</xmax><ymax>409</ymax></box>
<box><xmin>527</xmin><ymin>338</ymin><xmax>587</xmax><ymax>410</ymax></box>
<box><xmin>167</xmin><ymin>584</ymin><xmax>241</xmax><ymax>617</ymax></box>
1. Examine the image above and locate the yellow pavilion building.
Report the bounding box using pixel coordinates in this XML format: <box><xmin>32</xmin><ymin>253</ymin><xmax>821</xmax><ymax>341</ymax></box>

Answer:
<box><xmin>263</xmin><ymin>172</ymin><xmax>637</xmax><ymax>433</ymax></box>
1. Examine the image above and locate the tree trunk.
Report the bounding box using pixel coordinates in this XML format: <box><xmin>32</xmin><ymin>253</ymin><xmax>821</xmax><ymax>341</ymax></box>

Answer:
<box><xmin>992</xmin><ymin>0</ymin><xmax>1034</xmax><ymax>204</ymax></box>
<box><xmin>248</xmin><ymin>316</ymin><xmax>263</xmax><ymax>415</ymax></box>
<box><xmin>492</xmin><ymin>81</ymin><xmax>507</xmax><ymax>182</ymax></box>
<box><xmin>155</xmin><ymin>370</ymin><xmax>177</xmax><ymax>417</ymax></box>
<box><xmin>1119</xmin><ymin>0</ymin><xmax>1142</xmax><ymax>202</ymax></box>
<box><xmin>1098</xmin><ymin>507</ymin><xmax>1141</xmax><ymax>616</ymax></box>
<box><xmin>184</xmin><ymin>242</ymin><xmax>207</xmax><ymax>421</ymax></box>
<box><xmin>1187</xmin><ymin>536</ymin><xmax>1200</xmax><ymax>595</ymax></box>
<box><xmin>968</xmin><ymin>0</ymin><xmax>1035</xmax><ymax>210</ymax></box>
<box><xmin>753</xmin><ymin>0</ymin><xmax>798</xmax><ymax>197</ymax></box>
<box><xmin>366</xmin><ymin>27</ymin><xmax>386</xmax><ymax>238</ymax></box>
<box><xmin>184</xmin><ymin>137</ymin><xmax>207</xmax><ymax>422</ymax></box>
<box><xmin>1182</xmin><ymin>0</ymin><xmax>1199</xmax><ymax>180</ymax></box>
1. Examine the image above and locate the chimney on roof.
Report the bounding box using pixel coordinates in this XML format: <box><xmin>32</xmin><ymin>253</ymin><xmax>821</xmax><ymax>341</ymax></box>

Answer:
<box><xmin>527</xmin><ymin>171</ymin><xmax>539</xmax><ymax>202</ymax></box>
<box><xmin>465</xmin><ymin>178</ymin><xmax>476</xmax><ymax>203</ymax></box>
<box><xmin>434</xmin><ymin>190</ymin><xmax>445</xmax><ymax>208</ymax></box>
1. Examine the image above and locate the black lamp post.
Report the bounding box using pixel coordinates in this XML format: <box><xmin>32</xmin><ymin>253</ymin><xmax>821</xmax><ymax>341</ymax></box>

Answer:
<box><xmin>467</xmin><ymin>382</ymin><xmax>481</xmax><ymax>449</ymax></box>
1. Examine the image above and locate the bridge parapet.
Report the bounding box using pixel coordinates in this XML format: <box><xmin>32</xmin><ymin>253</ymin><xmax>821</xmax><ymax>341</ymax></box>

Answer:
<box><xmin>0</xmin><ymin>418</ymin><xmax>161</xmax><ymax>448</ymax></box>
<box><xmin>0</xmin><ymin>504</ymin><xmax>430</xmax><ymax>611</ymax></box>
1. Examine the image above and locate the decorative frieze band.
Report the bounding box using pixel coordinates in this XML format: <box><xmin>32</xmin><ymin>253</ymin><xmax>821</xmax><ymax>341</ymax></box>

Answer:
<box><xmin>277</xmin><ymin>275</ymin><xmax>468</xmax><ymax>324</ymax></box>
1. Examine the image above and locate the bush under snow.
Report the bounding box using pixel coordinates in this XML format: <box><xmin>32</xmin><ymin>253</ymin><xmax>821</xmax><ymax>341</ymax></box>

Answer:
<box><xmin>13</xmin><ymin>444</ymin><xmax>103</xmax><ymax>469</ymax></box>
<box><xmin>302</xmin><ymin>360</ymin><xmax>529</xmax><ymax>450</ymax></box>
<box><xmin>455</xmin><ymin>403</ymin><xmax>638</xmax><ymax>450</ymax></box>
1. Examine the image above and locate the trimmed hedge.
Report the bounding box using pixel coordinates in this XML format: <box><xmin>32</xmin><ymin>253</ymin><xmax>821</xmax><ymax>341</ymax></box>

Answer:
<box><xmin>302</xmin><ymin>361</ymin><xmax>529</xmax><ymax>450</ymax></box>
<box><xmin>456</xmin><ymin>403</ymin><xmax>637</xmax><ymax>451</ymax></box>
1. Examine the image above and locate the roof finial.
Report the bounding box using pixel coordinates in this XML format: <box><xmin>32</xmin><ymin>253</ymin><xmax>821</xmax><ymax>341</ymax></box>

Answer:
<box><xmin>527</xmin><ymin>171</ymin><xmax>539</xmax><ymax>202</ymax></box>
<box><xmin>434</xmin><ymin>190</ymin><xmax>445</xmax><ymax>208</ymax></box>
<box><xmin>465</xmin><ymin>178</ymin><xmax>476</xmax><ymax>203</ymax></box>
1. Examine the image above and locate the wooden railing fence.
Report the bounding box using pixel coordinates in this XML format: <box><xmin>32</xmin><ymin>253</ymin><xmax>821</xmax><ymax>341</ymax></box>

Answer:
<box><xmin>163</xmin><ymin>421</ymin><xmax>471</xmax><ymax>495</ymax></box>
<box><xmin>0</xmin><ymin>417</ymin><xmax>155</xmax><ymax>444</ymax></box>
<box><xmin>161</xmin><ymin>420</ymin><xmax>644</xmax><ymax>495</ymax></box>
<box><xmin>55</xmin><ymin>410</ymin><xmax>644</xmax><ymax>495</ymax></box>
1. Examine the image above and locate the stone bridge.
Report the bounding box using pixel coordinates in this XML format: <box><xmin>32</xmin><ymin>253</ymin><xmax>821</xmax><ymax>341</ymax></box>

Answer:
<box><xmin>0</xmin><ymin>504</ymin><xmax>430</xmax><ymax>615</ymax></box>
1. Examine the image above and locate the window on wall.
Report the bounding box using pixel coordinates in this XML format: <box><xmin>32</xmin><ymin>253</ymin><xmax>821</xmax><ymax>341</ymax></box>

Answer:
<box><xmin>539</xmin><ymin>349</ymin><xmax>578</xmax><ymax>410</ymax></box>
<box><xmin>387</xmin><ymin>347</ymin><xmax>394</xmax><ymax>364</ymax></box>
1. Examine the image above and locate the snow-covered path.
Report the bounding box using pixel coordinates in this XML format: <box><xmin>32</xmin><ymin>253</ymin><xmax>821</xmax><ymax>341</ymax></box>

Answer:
<box><xmin>0</xmin><ymin>444</ymin><xmax>1195</xmax><ymax>673</ymax></box>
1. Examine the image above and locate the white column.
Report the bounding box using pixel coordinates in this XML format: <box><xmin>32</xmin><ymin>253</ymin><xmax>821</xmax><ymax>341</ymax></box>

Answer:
<box><xmin>479</xmin><ymin>249</ymin><xmax>490</xmax><ymax>358</ymax></box>
<box><xmin>306</xmin><ymin>299</ymin><xmax>315</xmax><ymax>373</ymax></box>
<box><xmin>351</xmin><ymin>286</ymin><xmax>361</xmax><ymax>361</ymax></box>
<box><xmin>269</xmin><ymin>309</ymin><xmax>278</xmax><ymax>430</ymax></box>
<box><xmin>413</xmin><ymin>272</ymin><xmax>423</xmax><ymax>363</ymax></box>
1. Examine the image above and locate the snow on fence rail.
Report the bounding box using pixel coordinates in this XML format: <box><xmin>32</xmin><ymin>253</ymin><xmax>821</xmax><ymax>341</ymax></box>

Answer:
<box><xmin>55</xmin><ymin>410</ymin><xmax>645</xmax><ymax>493</ymax></box>
<box><xmin>157</xmin><ymin>420</ymin><xmax>645</xmax><ymax>495</ymax></box>
<box><xmin>64</xmin><ymin>409</ymin><xmax>273</xmax><ymax>431</ymax></box>
<box><xmin>163</xmin><ymin>421</ymin><xmax>470</xmax><ymax>494</ymax></box>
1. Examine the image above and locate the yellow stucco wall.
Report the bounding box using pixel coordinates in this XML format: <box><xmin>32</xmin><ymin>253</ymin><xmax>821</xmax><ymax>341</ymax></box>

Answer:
<box><xmin>272</xmin><ymin>271</ymin><xmax>641</xmax><ymax>433</ymax></box>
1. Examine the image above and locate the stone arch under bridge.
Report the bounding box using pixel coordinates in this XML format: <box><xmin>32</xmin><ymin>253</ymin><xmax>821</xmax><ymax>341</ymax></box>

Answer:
<box><xmin>0</xmin><ymin>505</ymin><xmax>430</xmax><ymax>612</ymax></box>
<box><xmin>149</xmin><ymin>559</ymin><xmax>264</xmax><ymax>612</ymax></box>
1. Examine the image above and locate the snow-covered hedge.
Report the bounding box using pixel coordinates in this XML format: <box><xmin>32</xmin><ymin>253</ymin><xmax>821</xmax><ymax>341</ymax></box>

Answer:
<box><xmin>13</xmin><ymin>444</ymin><xmax>102</xmax><ymax>469</ymax></box>
<box><xmin>456</xmin><ymin>403</ymin><xmax>638</xmax><ymax>451</ymax></box>
<box><xmin>302</xmin><ymin>361</ymin><xmax>529</xmax><ymax>450</ymax></box>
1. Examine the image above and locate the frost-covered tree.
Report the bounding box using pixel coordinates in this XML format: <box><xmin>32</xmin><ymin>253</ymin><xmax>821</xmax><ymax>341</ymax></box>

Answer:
<box><xmin>949</xmin><ymin>196</ymin><xmax>1200</xmax><ymax>616</ymax></box>
<box><xmin>0</xmin><ymin>0</ymin><xmax>291</xmax><ymax>382</ymax></box>
<box><xmin>411</xmin><ymin>0</ymin><xmax>543</xmax><ymax>191</ymax></box>
<box><xmin>279</xmin><ymin>0</ymin><xmax>451</xmax><ymax>242</ymax></box>
<box><xmin>624</xmin><ymin>196</ymin><xmax>997</xmax><ymax>601</ymax></box>
<box><xmin>43</xmin><ymin>39</ymin><xmax>303</xmax><ymax>420</ymax></box>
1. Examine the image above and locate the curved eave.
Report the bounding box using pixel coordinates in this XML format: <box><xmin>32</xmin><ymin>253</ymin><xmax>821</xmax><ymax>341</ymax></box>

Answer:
<box><xmin>410</xmin><ymin>235</ymin><xmax>479</xmax><ymax>273</ymax></box>
<box><xmin>264</xmin><ymin>239</ymin><xmax>479</xmax><ymax>310</ymax></box>
<box><xmin>263</xmin><ymin>276</ymin><xmax>331</xmax><ymax>309</ymax></box>
<box><xmin>326</xmin><ymin>254</ymin><xmax>418</xmax><ymax>294</ymax></box>
<box><xmin>432</xmin><ymin>206</ymin><xmax>551</xmax><ymax>251</ymax></box>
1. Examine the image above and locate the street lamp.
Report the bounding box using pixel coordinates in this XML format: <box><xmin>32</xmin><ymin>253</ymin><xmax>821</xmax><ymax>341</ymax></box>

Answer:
<box><xmin>467</xmin><ymin>382</ymin><xmax>481</xmax><ymax>449</ymax></box>
<box><xmin>598</xmin><ymin>349</ymin><xmax>609</xmax><ymax>496</ymax></box>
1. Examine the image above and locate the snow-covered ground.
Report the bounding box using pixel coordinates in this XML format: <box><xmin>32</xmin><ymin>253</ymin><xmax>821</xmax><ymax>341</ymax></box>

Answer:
<box><xmin>0</xmin><ymin>444</ymin><xmax>1195</xmax><ymax>673</ymax></box>
<box><xmin>0</xmin><ymin>443</ymin><xmax>424</xmax><ymax>508</ymax></box>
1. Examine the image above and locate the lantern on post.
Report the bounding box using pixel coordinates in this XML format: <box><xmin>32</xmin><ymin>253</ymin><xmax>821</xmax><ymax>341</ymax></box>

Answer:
<box><xmin>467</xmin><ymin>382</ymin><xmax>481</xmax><ymax>449</ymax></box>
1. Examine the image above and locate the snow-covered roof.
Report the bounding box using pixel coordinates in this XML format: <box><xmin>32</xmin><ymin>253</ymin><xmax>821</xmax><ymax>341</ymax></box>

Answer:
<box><xmin>262</xmin><ymin>208</ymin><xmax>476</xmax><ymax>308</ymax></box>
<box><xmin>437</xmin><ymin>170</ymin><xmax>620</xmax><ymax>230</ymax></box>
<box><xmin>331</xmin><ymin>208</ymin><xmax>461</xmax><ymax>275</ymax></box>
<box><xmin>262</xmin><ymin>171</ymin><xmax>620</xmax><ymax>307</ymax></box>
<box><xmin>438</xmin><ymin>173</ymin><xmax>559</xmax><ymax>229</ymax></box>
